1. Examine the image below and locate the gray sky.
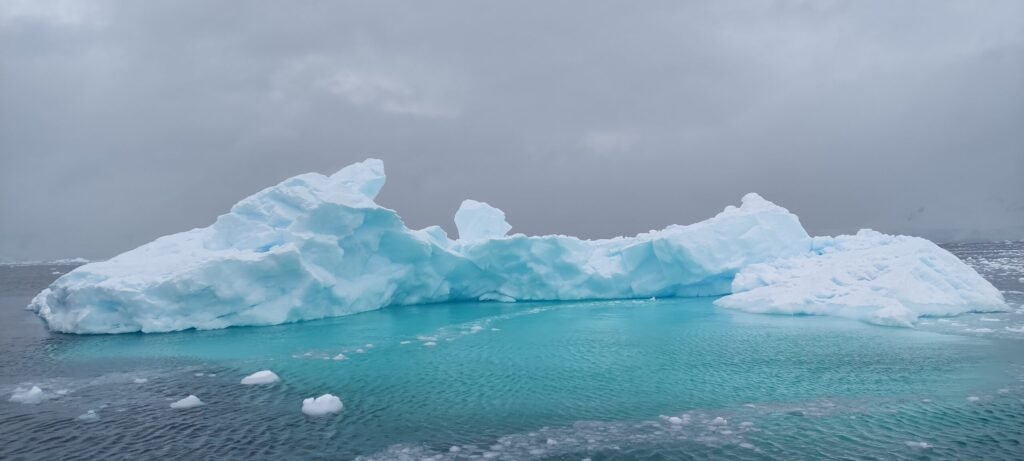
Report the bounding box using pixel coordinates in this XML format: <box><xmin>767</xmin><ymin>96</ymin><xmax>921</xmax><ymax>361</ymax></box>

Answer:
<box><xmin>1</xmin><ymin>0</ymin><xmax>1022</xmax><ymax>261</ymax></box>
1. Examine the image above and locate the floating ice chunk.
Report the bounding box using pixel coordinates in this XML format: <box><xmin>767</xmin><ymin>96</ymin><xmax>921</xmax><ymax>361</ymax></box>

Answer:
<box><xmin>710</xmin><ymin>416</ymin><xmax>728</xmax><ymax>425</ymax></box>
<box><xmin>301</xmin><ymin>394</ymin><xmax>343</xmax><ymax>416</ymax></box>
<box><xmin>965</xmin><ymin>328</ymin><xmax>994</xmax><ymax>333</ymax></box>
<box><xmin>9</xmin><ymin>386</ymin><xmax>48</xmax><ymax>404</ymax></box>
<box><xmin>449</xmin><ymin>446</ymin><xmax>460</xmax><ymax>452</ymax></box>
<box><xmin>240</xmin><ymin>370</ymin><xmax>279</xmax><ymax>385</ymax></box>
<box><xmin>170</xmin><ymin>395</ymin><xmax>204</xmax><ymax>409</ymax></box>
<box><xmin>332</xmin><ymin>354</ymin><xmax>347</xmax><ymax>361</ymax></box>
<box><xmin>667</xmin><ymin>416</ymin><xmax>684</xmax><ymax>425</ymax></box>
<box><xmin>423</xmin><ymin>341</ymin><xmax>437</xmax><ymax>347</ymax></box>
<box><xmin>355</xmin><ymin>348</ymin><xmax>365</xmax><ymax>354</ymax></box>
<box><xmin>454</xmin><ymin>199</ymin><xmax>512</xmax><ymax>241</ymax></box>
<box><xmin>905</xmin><ymin>441</ymin><xmax>932</xmax><ymax>449</ymax></box>
<box><xmin>364</xmin><ymin>343</ymin><xmax>374</xmax><ymax>348</ymax></box>
<box><xmin>980</xmin><ymin>317</ymin><xmax>1002</xmax><ymax>322</ymax></box>
<box><xmin>740</xmin><ymin>421</ymin><xmax>754</xmax><ymax>427</ymax></box>
<box><xmin>967</xmin><ymin>395</ymin><xmax>980</xmax><ymax>402</ymax></box>
<box><xmin>399</xmin><ymin>341</ymin><xmax>411</xmax><ymax>345</ymax></box>
<box><xmin>77</xmin><ymin>410</ymin><xmax>100</xmax><ymax>422</ymax></box>
<box><xmin>133</xmin><ymin>378</ymin><xmax>148</xmax><ymax>384</ymax></box>
<box><xmin>1006</xmin><ymin>326</ymin><xmax>1024</xmax><ymax>333</ymax></box>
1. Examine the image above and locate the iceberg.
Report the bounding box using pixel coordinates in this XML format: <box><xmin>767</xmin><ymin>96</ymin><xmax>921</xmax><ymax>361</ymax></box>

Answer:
<box><xmin>29</xmin><ymin>159</ymin><xmax>1004</xmax><ymax>334</ymax></box>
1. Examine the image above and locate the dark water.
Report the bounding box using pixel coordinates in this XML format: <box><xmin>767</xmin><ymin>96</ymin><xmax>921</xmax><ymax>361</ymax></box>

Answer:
<box><xmin>1</xmin><ymin>243</ymin><xmax>1023</xmax><ymax>460</ymax></box>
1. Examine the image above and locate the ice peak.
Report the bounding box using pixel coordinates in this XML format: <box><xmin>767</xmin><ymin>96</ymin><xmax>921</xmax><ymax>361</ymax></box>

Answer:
<box><xmin>455</xmin><ymin>199</ymin><xmax>512</xmax><ymax>241</ymax></box>
<box><xmin>330</xmin><ymin>158</ymin><xmax>386</xmax><ymax>200</ymax></box>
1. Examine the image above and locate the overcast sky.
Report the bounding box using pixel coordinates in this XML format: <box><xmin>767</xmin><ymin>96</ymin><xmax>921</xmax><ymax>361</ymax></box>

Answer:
<box><xmin>1</xmin><ymin>0</ymin><xmax>1022</xmax><ymax>261</ymax></box>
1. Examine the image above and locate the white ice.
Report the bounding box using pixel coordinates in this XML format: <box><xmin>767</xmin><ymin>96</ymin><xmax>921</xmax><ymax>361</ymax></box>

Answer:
<box><xmin>240</xmin><ymin>370</ymin><xmax>279</xmax><ymax>385</ymax></box>
<box><xmin>170</xmin><ymin>395</ymin><xmax>203</xmax><ymax>409</ymax></box>
<box><xmin>9</xmin><ymin>386</ymin><xmax>48</xmax><ymax>404</ymax></box>
<box><xmin>29</xmin><ymin>159</ymin><xmax>1005</xmax><ymax>333</ymax></box>
<box><xmin>301</xmin><ymin>394</ymin><xmax>343</xmax><ymax>416</ymax></box>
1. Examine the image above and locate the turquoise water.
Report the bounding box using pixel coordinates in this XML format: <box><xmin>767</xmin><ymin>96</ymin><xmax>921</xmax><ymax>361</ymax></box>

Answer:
<box><xmin>2</xmin><ymin>243</ymin><xmax>1023</xmax><ymax>460</ymax></box>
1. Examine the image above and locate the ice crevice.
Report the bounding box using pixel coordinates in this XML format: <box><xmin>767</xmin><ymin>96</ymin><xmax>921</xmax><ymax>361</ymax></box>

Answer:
<box><xmin>29</xmin><ymin>159</ymin><xmax>1006</xmax><ymax>333</ymax></box>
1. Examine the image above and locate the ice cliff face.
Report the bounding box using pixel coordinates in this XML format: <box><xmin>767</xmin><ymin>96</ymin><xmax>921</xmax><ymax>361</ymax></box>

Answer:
<box><xmin>29</xmin><ymin>159</ymin><xmax>1005</xmax><ymax>333</ymax></box>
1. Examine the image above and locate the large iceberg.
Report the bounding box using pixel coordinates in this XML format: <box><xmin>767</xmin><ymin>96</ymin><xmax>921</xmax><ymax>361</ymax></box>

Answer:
<box><xmin>29</xmin><ymin>159</ymin><xmax>1005</xmax><ymax>333</ymax></box>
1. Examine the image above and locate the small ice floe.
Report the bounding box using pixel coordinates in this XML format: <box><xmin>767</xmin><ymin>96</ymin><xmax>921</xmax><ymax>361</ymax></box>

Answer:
<box><xmin>423</xmin><ymin>341</ymin><xmax>437</xmax><ymax>347</ymax></box>
<box><xmin>964</xmin><ymin>328</ymin><xmax>994</xmax><ymax>333</ymax></box>
<box><xmin>449</xmin><ymin>446</ymin><xmax>461</xmax><ymax>452</ymax></box>
<box><xmin>980</xmin><ymin>317</ymin><xmax>1002</xmax><ymax>322</ymax></box>
<box><xmin>355</xmin><ymin>348</ymin><xmax>365</xmax><ymax>354</ymax></box>
<box><xmin>194</xmin><ymin>373</ymin><xmax>205</xmax><ymax>377</ymax></box>
<box><xmin>1005</xmin><ymin>326</ymin><xmax>1024</xmax><ymax>333</ymax></box>
<box><xmin>905</xmin><ymin>441</ymin><xmax>932</xmax><ymax>449</ymax></box>
<box><xmin>998</xmin><ymin>388</ymin><xmax>1010</xmax><ymax>394</ymax></box>
<box><xmin>240</xmin><ymin>370</ymin><xmax>279</xmax><ymax>385</ymax></box>
<box><xmin>667</xmin><ymin>416</ymin><xmax>685</xmax><ymax>425</ymax></box>
<box><xmin>170</xmin><ymin>395</ymin><xmax>204</xmax><ymax>409</ymax></box>
<box><xmin>364</xmin><ymin>343</ymin><xmax>374</xmax><ymax>349</ymax></box>
<box><xmin>399</xmin><ymin>340</ymin><xmax>411</xmax><ymax>345</ymax></box>
<box><xmin>77</xmin><ymin>410</ymin><xmax>100</xmax><ymax>423</ymax></box>
<box><xmin>739</xmin><ymin>442</ymin><xmax>756</xmax><ymax>450</ymax></box>
<box><xmin>967</xmin><ymin>395</ymin><xmax>981</xmax><ymax>402</ymax></box>
<box><xmin>301</xmin><ymin>394</ymin><xmax>343</xmax><ymax>416</ymax></box>
<box><xmin>9</xmin><ymin>386</ymin><xmax>48</xmax><ymax>404</ymax></box>
<box><xmin>710</xmin><ymin>417</ymin><xmax>728</xmax><ymax>426</ymax></box>
<box><xmin>739</xmin><ymin>421</ymin><xmax>754</xmax><ymax>427</ymax></box>
<box><xmin>133</xmin><ymin>378</ymin><xmax>148</xmax><ymax>384</ymax></box>
<box><xmin>546</xmin><ymin>438</ymin><xmax>557</xmax><ymax>445</ymax></box>
<box><xmin>470</xmin><ymin>325</ymin><xmax>483</xmax><ymax>333</ymax></box>
<box><xmin>332</xmin><ymin>354</ymin><xmax>347</xmax><ymax>361</ymax></box>
<box><xmin>491</xmin><ymin>328</ymin><xmax>501</xmax><ymax>331</ymax></box>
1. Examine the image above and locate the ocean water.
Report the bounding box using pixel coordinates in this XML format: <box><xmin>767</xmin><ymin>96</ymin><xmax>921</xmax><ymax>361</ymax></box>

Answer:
<box><xmin>1</xmin><ymin>243</ymin><xmax>1023</xmax><ymax>460</ymax></box>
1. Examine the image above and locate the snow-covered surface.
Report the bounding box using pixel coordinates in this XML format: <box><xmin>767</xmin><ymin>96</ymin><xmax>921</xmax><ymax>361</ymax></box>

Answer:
<box><xmin>28</xmin><ymin>159</ymin><xmax>1004</xmax><ymax>333</ymax></box>
<box><xmin>9</xmin><ymin>386</ymin><xmax>48</xmax><ymax>404</ymax></box>
<box><xmin>240</xmin><ymin>370</ymin><xmax>279</xmax><ymax>385</ymax></box>
<box><xmin>301</xmin><ymin>394</ymin><xmax>343</xmax><ymax>416</ymax></box>
<box><xmin>170</xmin><ymin>395</ymin><xmax>203</xmax><ymax>409</ymax></box>
<box><xmin>715</xmin><ymin>231</ymin><xmax>1008</xmax><ymax>326</ymax></box>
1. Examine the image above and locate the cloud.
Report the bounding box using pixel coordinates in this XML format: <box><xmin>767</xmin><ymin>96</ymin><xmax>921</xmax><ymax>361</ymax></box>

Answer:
<box><xmin>0</xmin><ymin>0</ymin><xmax>1021</xmax><ymax>260</ymax></box>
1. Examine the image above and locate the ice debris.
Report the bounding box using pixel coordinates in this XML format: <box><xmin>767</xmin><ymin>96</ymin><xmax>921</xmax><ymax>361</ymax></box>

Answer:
<box><xmin>9</xmin><ymin>386</ymin><xmax>48</xmax><ymax>404</ymax></box>
<box><xmin>301</xmin><ymin>394</ymin><xmax>343</xmax><ymax>416</ymax></box>
<box><xmin>170</xmin><ymin>395</ymin><xmax>204</xmax><ymax>409</ymax></box>
<box><xmin>240</xmin><ymin>370</ymin><xmax>279</xmax><ymax>385</ymax></box>
<box><xmin>29</xmin><ymin>159</ymin><xmax>1005</xmax><ymax>333</ymax></box>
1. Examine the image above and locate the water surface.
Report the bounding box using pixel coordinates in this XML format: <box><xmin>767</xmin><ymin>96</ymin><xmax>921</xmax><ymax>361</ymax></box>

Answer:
<box><xmin>1</xmin><ymin>243</ymin><xmax>1023</xmax><ymax>460</ymax></box>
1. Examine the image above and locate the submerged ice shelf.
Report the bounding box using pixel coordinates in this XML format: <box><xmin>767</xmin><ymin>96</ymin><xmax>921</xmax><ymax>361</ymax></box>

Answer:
<box><xmin>29</xmin><ymin>159</ymin><xmax>1005</xmax><ymax>333</ymax></box>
